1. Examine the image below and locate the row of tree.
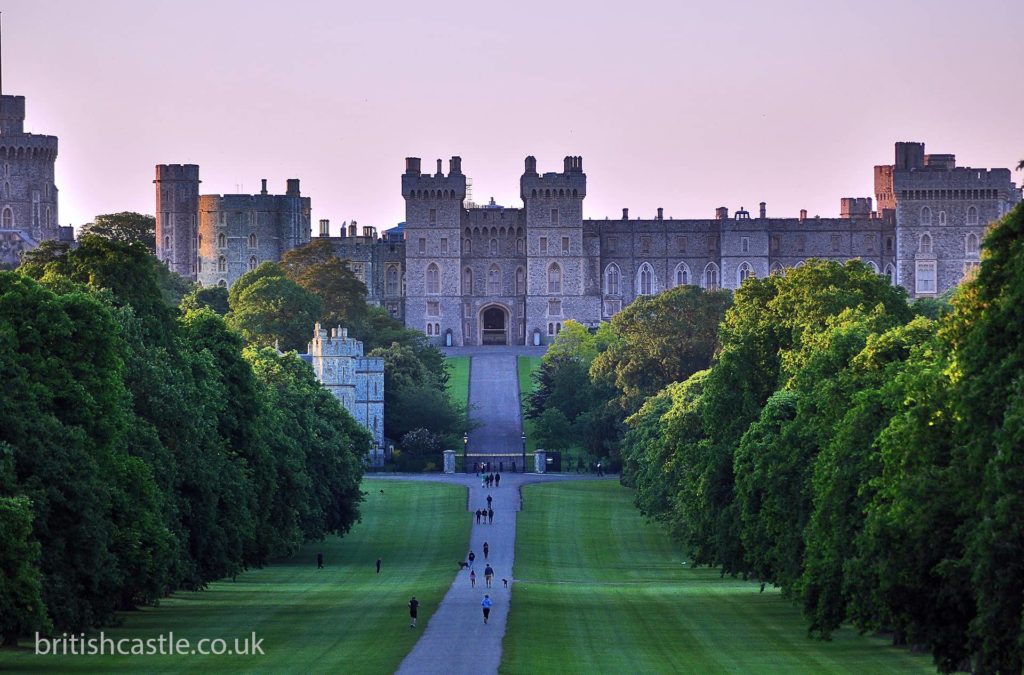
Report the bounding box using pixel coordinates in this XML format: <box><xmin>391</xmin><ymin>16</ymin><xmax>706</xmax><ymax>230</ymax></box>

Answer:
<box><xmin>534</xmin><ymin>202</ymin><xmax>1024</xmax><ymax>672</ymax></box>
<box><xmin>0</xmin><ymin>234</ymin><xmax>371</xmax><ymax>644</ymax></box>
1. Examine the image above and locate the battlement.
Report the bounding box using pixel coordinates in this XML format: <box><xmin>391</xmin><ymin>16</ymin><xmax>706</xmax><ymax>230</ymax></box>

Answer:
<box><xmin>402</xmin><ymin>156</ymin><xmax>467</xmax><ymax>199</ymax></box>
<box><xmin>520</xmin><ymin>155</ymin><xmax>587</xmax><ymax>199</ymax></box>
<box><xmin>308</xmin><ymin>323</ymin><xmax>365</xmax><ymax>357</ymax></box>
<box><xmin>0</xmin><ymin>134</ymin><xmax>59</xmax><ymax>159</ymax></box>
<box><xmin>155</xmin><ymin>164</ymin><xmax>200</xmax><ymax>181</ymax></box>
<box><xmin>840</xmin><ymin>197</ymin><xmax>874</xmax><ymax>218</ymax></box>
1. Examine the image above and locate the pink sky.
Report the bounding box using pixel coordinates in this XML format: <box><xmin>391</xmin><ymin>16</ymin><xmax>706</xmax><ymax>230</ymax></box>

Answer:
<box><xmin>8</xmin><ymin>0</ymin><xmax>1023</xmax><ymax>233</ymax></box>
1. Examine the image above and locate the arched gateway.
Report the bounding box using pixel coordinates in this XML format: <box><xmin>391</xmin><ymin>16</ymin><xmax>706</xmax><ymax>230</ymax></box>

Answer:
<box><xmin>480</xmin><ymin>304</ymin><xmax>509</xmax><ymax>345</ymax></box>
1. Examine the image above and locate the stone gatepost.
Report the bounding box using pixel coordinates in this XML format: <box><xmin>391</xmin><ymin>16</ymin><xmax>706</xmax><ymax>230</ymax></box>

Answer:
<box><xmin>443</xmin><ymin>450</ymin><xmax>456</xmax><ymax>474</ymax></box>
<box><xmin>534</xmin><ymin>450</ymin><xmax>546</xmax><ymax>474</ymax></box>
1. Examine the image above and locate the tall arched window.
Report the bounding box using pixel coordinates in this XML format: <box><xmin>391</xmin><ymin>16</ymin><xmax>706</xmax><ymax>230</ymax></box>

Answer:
<box><xmin>605</xmin><ymin>264</ymin><xmax>620</xmax><ymax>295</ymax></box>
<box><xmin>867</xmin><ymin>261</ymin><xmax>880</xmax><ymax>273</ymax></box>
<box><xmin>703</xmin><ymin>263</ymin><xmax>720</xmax><ymax>290</ymax></box>
<box><xmin>920</xmin><ymin>206</ymin><xmax>932</xmax><ymax>226</ymax></box>
<box><xmin>770</xmin><ymin>262</ymin><xmax>785</xmax><ymax>276</ymax></box>
<box><xmin>920</xmin><ymin>233</ymin><xmax>933</xmax><ymax>254</ymax></box>
<box><xmin>938</xmin><ymin>211</ymin><xmax>947</xmax><ymax>226</ymax></box>
<box><xmin>488</xmin><ymin>264</ymin><xmax>501</xmax><ymax>295</ymax></box>
<box><xmin>426</xmin><ymin>263</ymin><xmax>440</xmax><ymax>294</ymax></box>
<box><xmin>515</xmin><ymin>266</ymin><xmax>525</xmax><ymax>295</ymax></box>
<box><xmin>217</xmin><ymin>256</ymin><xmax>226</xmax><ymax>272</ymax></box>
<box><xmin>547</xmin><ymin>263</ymin><xmax>562</xmax><ymax>294</ymax></box>
<box><xmin>3</xmin><ymin>182</ymin><xmax>10</xmax><ymax>199</ymax></box>
<box><xmin>218</xmin><ymin>279</ymin><xmax>227</xmax><ymax>288</ymax></box>
<box><xmin>884</xmin><ymin>263</ymin><xmax>896</xmax><ymax>286</ymax></box>
<box><xmin>965</xmin><ymin>232</ymin><xmax>979</xmax><ymax>254</ymax></box>
<box><xmin>489</xmin><ymin>238</ymin><xmax>498</xmax><ymax>255</ymax></box>
<box><xmin>2</xmin><ymin>207</ymin><xmax>12</xmax><ymax>228</ymax></box>
<box><xmin>637</xmin><ymin>263</ymin><xmax>655</xmax><ymax>296</ymax></box>
<box><xmin>673</xmin><ymin>263</ymin><xmax>690</xmax><ymax>287</ymax></box>
<box><xmin>387</xmin><ymin>265</ymin><xmax>399</xmax><ymax>295</ymax></box>
<box><xmin>248</xmin><ymin>233</ymin><xmax>257</xmax><ymax>249</ymax></box>
<box><xmin>464</xmin><ymin>238</ymin><xmax>471</xmax><ymax>253</ymax></box>
<box><xmin>249</xmin><ymin>256</ymin><xmax>258</xmax><ymax>271</ymax></box>
<box><xmin>737</xmin><ymin>261</ymin><xmax>754</xmax><ymax>285</ymax></box>
<box><xmin>164</xmin><ymin>235</ymin><xmax>171</xmax><ymax>250</ymax></box>
<box><xmin>217</xmin><ymin>232</ymin><xmax>226</xmax><ymax>248</ymax></box>
<box><xmin>967</xmin><ymin>206</ymin><xmax>979</xmax><ymax>226</ymax></box>
<box><xmin>463</xmin><ymin>267</ymin><xmax>473</xmax><ymax>294</ymax></box>
<box><xmin>197</xmin><ymin>258</ymin><xmax>203</xmax><ymax>273</ymax></box>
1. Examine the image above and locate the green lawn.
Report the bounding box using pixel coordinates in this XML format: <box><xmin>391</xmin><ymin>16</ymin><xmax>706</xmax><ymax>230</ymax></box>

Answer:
<box><xmin>1</xmin><ymin>479</ymin><xmax>468</xmax><ymax>674</ymax></box>
<box><xmin>445</xmin><ymin>355</ymin><xmax>470</xmax><ymax>408</ymax></box>
<box><xmin>504</xmin><ymin>481</ymin><xmax>933</xmax><ymax>674</ymax></box>
<box><xmin>517</xmin><ymin>355</ymin><xmax>542</xmax><ymax>452</ymax></box>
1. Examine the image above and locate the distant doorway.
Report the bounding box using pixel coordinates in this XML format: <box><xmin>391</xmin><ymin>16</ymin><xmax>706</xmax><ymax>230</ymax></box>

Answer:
<box><xmin>481</xmin><ymin>305</ymin><xmax>508</xmax><ymax>345</ymax></box>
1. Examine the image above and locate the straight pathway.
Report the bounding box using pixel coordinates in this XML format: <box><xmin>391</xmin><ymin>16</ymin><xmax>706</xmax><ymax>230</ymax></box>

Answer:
<box><xmin>383</xmin><ymin>472</ymin><xmax>605</xmax><ymax>675</ymax></box>
<box><xmin>466</xmin><ymin>353</ymin><xmax>522</xmax><ymax>455</ymax></box>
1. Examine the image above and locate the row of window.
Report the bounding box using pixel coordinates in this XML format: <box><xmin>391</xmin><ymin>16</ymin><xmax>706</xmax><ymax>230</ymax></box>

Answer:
<box><xmin>1</xmin><ymin>205</ymin><xmax>53</xmax><ymax>229</ymax></box>
<box><xmin>194</xmin><ymin>256</ymin><xmax>261</xmax><ymax>274</ymax></box>
<box><xmin>903</xmin><ymin>189</ymin><xmax>997</xmax><ymax>201</ymax></box>
<box><xmin>917</xmin><ymin>231</ymin><xmax>980</xmax><ymax>255</ymax></box>
<box><xmin>920</xmin><ymin>206</ymin><xmax>979</xmax><ymax>226</ymax></box>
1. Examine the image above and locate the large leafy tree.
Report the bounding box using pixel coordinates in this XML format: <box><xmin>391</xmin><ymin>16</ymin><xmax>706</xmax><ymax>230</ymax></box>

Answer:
<box><xmin>80</xmin><ymin>212</ymin><xmax>156</xmax><ymax>250</ymax></box>
<box><xmin>280</xmin><ymin>239</ymin><xmax>368</xmax><ymax>330</ymax></box>
<box><xmin>227</xmin><ymin>262</ymin><xmax>323</xmax><ymax>352</ymax></box>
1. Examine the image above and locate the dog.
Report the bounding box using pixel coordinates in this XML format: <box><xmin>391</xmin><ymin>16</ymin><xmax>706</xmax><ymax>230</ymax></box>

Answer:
<box><xmin>502</xmin><ymin>578</ymin><xmax>508</xmax><ymax>588</ymax></box>
<box><xmin>458</xmin><ymin>561</ymin><xmax>469</xmax><ymax>570</ymax></box>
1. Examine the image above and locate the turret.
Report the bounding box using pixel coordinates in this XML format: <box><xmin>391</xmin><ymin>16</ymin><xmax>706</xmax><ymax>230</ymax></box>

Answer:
<box><xmin>154</xmin><ymin>164</ymin><xmax>200</xmax><ymax>280</ymax></box>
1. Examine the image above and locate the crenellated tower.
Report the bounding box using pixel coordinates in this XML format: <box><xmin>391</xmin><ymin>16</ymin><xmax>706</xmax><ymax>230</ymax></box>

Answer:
<box><xmin>0</xmin><ymin>95</ymin><xmax>59</xmax><ymax>243</ymax></box>
<box><xmin>154</xmin><ymin>164</ymin><xmax>200</xmax><ymax>279</ymax></box>
<box><xmin>402</xmin><ymin>156</ymin><xmax>466</xmax><ymax>344</ymax></box>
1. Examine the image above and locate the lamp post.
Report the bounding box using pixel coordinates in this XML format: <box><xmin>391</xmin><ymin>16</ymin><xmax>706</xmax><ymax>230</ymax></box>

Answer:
<box><xmin>463</xmin><ymin>432</ymin><xmax>468</xmax><ymax>474</ymax></box>
<box><xmin>521</xmin><ymin>431</ymin><xmax>527</xmax><ymax>474</ymax></box>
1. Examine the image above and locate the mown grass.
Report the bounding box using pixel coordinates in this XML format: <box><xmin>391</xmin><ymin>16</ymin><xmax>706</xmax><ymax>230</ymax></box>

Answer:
<box><xmin>445</xmin><ymin>355</ymin><xmax>471</xmax><ymax>408</ymax></box>
<box><xmin>516</xmin><ymin>355</ymin><xmax>542</xmax><ymax>453</ymax></box>
<box><xmin>0</xmin><ymin>480</ymin><xmax>468</xmax><ymax>674</ymax></box>
<box><xmin>503</xmin><ymin>481</ymin><xmax>933</xmax><ymax>674</ymax></box>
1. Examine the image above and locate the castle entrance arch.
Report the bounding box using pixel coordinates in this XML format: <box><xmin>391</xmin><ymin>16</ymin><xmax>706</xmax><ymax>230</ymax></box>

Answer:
<box><xmin>480</xmin><ymin>304</ymin><xmax>509</xmax><ymax>346</ymax></box>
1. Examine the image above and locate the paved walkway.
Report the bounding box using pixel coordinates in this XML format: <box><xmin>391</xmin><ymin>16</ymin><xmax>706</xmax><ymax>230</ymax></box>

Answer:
<box><xmin>380</xmin><ymin>472</ymin><xmax>603</xmax><ymax>675</ymax></box>
<box><xmin>466</xmin><ymin>353</ymin><xmax>522</xmax><ymax>457</ymax></box>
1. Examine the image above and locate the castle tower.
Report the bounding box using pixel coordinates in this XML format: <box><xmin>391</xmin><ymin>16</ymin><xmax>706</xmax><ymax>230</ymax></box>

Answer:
<box><xmin>0</xmin><ymin>95</ymin><xmax>59</xmax><ymax>243</ymax></box>
<box><xmin>308</xmin><ymin>323</ymin><xmax>384</xmax><ymax>449</ymax></box>
<box><xmin>521</xmin><ymin>156</ymin><xmax>599</xmax><ymax>344</ymax></box>
<box><xmin>154</xmin><ymin>164</ymin><xmax>200</xmax><ymax>279</ymax></box>
<box><xmin>402</xmin><ymin>156</ymin><xmax>466</xmax><ymax>345</ymax></box>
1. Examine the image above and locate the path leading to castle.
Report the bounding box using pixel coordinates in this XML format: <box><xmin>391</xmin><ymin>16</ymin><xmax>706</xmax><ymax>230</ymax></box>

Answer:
<box><xmin>385</xmin><ymin>350</ymin><xmax>598</xmax><ymax>675</ymax></box>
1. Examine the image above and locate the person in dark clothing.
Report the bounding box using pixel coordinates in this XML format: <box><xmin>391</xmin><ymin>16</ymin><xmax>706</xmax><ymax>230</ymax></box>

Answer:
<box><xmin>486</xmin><ymin>494</ymin><xmax>493</xmax><ymax>509</ymax></box>
<box><xmin>468</xmin><ymin>550</ymin><xmax>476</xmax><ymax>569</ymax></box>
<box><xmin>483</xmin><ymin>542</ymin><xmax>489</xmax><ymax>560</ymax></box>
<box><xmin>495</xmin><ymin>473</ymin><xmax>501</xmax><ymax>487</ymax></box>
<box><xmin>376</xmin><ymin>557</ymin><xmax>382</xmax><ymax>574</ymax></box>
<box><xmin>488</xmin><ymin>508</ymin><xmax>494</xmax><ymax>524</ymax></box>
<box><xmin>484</xmin><ymin>564</ymin><xmax>494</xmax><ymax>588</ymax></box>
<box><xmin>409</xmin><ymin>596</ymin><xmax>419</xmax><ymax>628</ymax></box>
<box><xmin>475</xmin><ymin>509</ymin><xmax>481</xmax><ymax>524</ymax></box>
<box><xmin>317</xmin><ymin>553</ymin><xmax>324</xmax><ymax>569</ymax></box>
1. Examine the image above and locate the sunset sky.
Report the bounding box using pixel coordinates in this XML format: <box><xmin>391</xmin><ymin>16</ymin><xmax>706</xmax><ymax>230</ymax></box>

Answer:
<box><xmin>8</xmin><ymin>0</ymin><xmax>1023</xmax><ymax>232</ymax></box>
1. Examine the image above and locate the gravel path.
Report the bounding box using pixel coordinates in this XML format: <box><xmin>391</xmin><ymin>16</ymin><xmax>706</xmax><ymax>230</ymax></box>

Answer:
<box><xmin>381</xmin><ymin>472</ymin><xmax>606</xmax><ymax>675</ymax></box>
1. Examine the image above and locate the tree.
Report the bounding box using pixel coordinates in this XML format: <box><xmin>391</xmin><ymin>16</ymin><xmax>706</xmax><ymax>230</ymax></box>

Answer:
<box><xmin>591</xmin><ymin>285</ymin><xmax>732</xmax><ymax>412</ymax></box>
<box><xmin>0</xmin><ymin>474</ymin><xmax>49</xmax><ymax>645</ymax></box>
<box><xmin>180</xmin><ymin>285</ymin><xmax>230</xmax><ymax>315</ymax></box>
<box><xmin>280</xmin><ymin>239</ymin><xmax>368</xmax><ymax>329</ymax></box>
<box><xmin>80</xmin><ymin>212</ymin><xmax>156</xmax><ymax>249</ymax></box>
<box><xmin>227</xmin><ymin>262</ymin><xmax>322</xmax><ymax>352</ymax></box>
<box><xmin>397</xmin><ymin>428</ymin><xmax>442</xmax><ymax>471</ymax></box>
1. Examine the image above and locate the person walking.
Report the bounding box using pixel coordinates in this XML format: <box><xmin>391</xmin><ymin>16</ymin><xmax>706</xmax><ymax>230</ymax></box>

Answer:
<box><xmin>484</xmin><ymin>564</ymin><xmax>494</xmax><ymax>588</ymax></box>
<box><xmin>486</xmin><ymin>494</ymin><xmax>493</xmax><ymax>509</ymax></box>
<box><xmin>409</xmin><ymin>596</ymin><xmax>419</xmax><ymax>628</ymax></box>
<box><xmin>481</xmin><ymin>595</ymin><xmax>492</xmax><ymax>624</ymax></box>
<box><xmin>483</xmin><ymin>542</ymin><xmax>489</xmax><ymax>560</ymax></box>
<box><xmin>376</xmin><ymin>557</ymin><xmax>382</xmax><ymax>574</ymax></box>
<box><xmin>488</xmin><ymin>507</ymin><xmax>494</xmax><ymax>524</ymax></box>
<box><xmin>468</xmin><ymin>550</ymin><xmax>476</xmax><ymax>569</ymax></box>
<box><xmin>470</xmin><ymin>569</ymin><xmax>477</xmax><ymax>588</ymax></box>
<box><xmin>495</xmin><ymin>473</ymin><xmax>501</xmax><ymax>487</ymax></box>
<box><xmin>475</xmin><ymin>509</ymin><xmax>481</xmax><ymax>524</ymax></box>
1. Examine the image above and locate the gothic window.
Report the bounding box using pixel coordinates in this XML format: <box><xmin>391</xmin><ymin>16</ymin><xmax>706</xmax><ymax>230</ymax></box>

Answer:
<box><xmin>884</xmin><ymin>264</ymin><xmax>896</xmax><ymax>285</ymax></box>
<box><xmin>463</xmin><ymin>267</ymin><xmax>473</xmax><ymax>294</ymax></box>
<box><xmin>638</xmin><ymin>263</ymin><xmax>655</xmax><ymax>296</ymax></box>
<box><xmin>434</xmin><ymin>323</ymin><xmax>440</xmax><ymax>335</ymax></box>
<box><xmin>218</xmin><ymin>232</ymin><xmax>226</xmax><ymax>248</ymax></box>
<box><xmin>426</xmin><ymin>323</ymin><xmax>434</xmax><ymax>336</ymax></box>
<box><xmin>605</xmin><ymin>264</ymin><xmax>620</xmax><ymax>296</ymax></box>
<box><xmin>539</xmin><ymin>237</ymin><xmax>548</xmax><ymax>254</ymax></box>
<box><xmin>703</xmin><ymin>262</ymin><xmax>720</xmax><ymax>290</ymax></box>
<box><xmin>217</xmin><ymin>256</ymin><xmax>226</xmax><ymax>272</ymax></box>
<box><xmin>164</xmin><ymin>235</ymin><xmax>171</xmax><ymax>250</ymax></box>
<box><xmin>2</xmin><ymin>182</ymin><xmax>9</xmax><ymax>199</ymax></box>
<box><xmin>249</xmin><ymin>256</ymin><xmax>258</xmax><ymax>271</ymax></box>
<box><xmin>965</xmin><ymin>232</ymin><xmax>979</xmax><ymax>255</ymax></box>
<box><xmin>673</xmin><ymin>263</ymin><xmax>690</xmax><ymax>287</ymax></box>
<box><xmin>919</xmin><ymin>233</ymin><xmax>933</xmax><ymax>254</ymax></box>
<box><xmin>218</xmin><ymin>279</ymin><xmax>227</xmax><ymax>288</ymax></box>
<box><xmin>967</xmin><ymin>206</ymin><xmax>979</xmax><ymax>226</ymax></box>
<box><xmin>770</xmin><ymin>262</ymin><xmax>785</xmax><ymax>276</ymax></box>
<box><xmin>916</xmin><ymin>261</ymin><xmax>937</xmax><ymax>294</ymax></box>
<box><xmin>248</xmin><ymin>233</ymin><xmax>257</xmax><ymax>249</ymax></box>
<box><xmin>737</xmin><ymin>261</ymin><xmax>755</xmax><ymax>284</ymax></box>
<box><xmin>741</xmin><ymin>237</ymin><xmax>749</xmax><ymax>253</ymax></box>
<box><xmin>938</xmin><ymin>211</ymin><xmax>947</xmax><ymax>226</ymax></box>
<box><xmin>867</xmin><ymin>261</ymin><xmax>880</xmax><ymax>273</ymax></box>
<box><xmin>464</xmin><ymin>238</ymin><xmax>471</xmax><ymax>253</ymax></box>
<box><xmin>515</xmin><ymin>266</ymin><xmax>525</xmax><ymax>295</ymax></box>
<box><xmin>5</xmin><ymin>206</ymin><xmax>18</xmax><ymax>226</ymax></box>
<box><xmin>426</xmin><ymin>263</ymin><xmax>440</xmax><ymax>294</ymax></box>
<box><xmin>517</xmin><ymin>238</ymin><xmax>524</xmax><ymax>254</ymax></box>
<box><xmin>489</xmin><ymin>238</ymin><xmax>498</xmax><ymax>255</ymax></box>
<box><xmin>488</xmin><ymin>264</ymin><xmax>501</xmax><ymax>295</ymax></box>
<box><xmin>547</xmin><ymin>262</ymin><xmax>562</xmax><ymax>294</ymax></box>
<box><xmin>920</xmin><ymin>206</ymin><xmax>932</xmax><ymax>226</ymax></box>
<box><xmin>387</xmin><ymin>265</ymin><xmax>399</xmax><ymax>295</ymax></box>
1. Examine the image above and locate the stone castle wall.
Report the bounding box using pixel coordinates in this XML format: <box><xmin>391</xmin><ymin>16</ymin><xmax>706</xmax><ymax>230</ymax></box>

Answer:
<box><xmin>0</xmin><ymin>95</ymin><xmax>59</xmax><ymax>252</ymax></box>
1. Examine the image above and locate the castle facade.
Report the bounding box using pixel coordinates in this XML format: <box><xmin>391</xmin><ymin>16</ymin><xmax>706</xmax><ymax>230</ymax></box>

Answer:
<box><xmin>156</xmin><ymin>142</ymin><xmax>1020</xmax><ymax>347</ymax></box>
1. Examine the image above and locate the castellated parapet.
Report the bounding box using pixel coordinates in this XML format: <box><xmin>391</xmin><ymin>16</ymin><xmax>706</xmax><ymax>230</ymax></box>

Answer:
<box><xmin>0</xmin><ymin>94</ymin><xmax>60</xmax><ymax>253</ymax></box>
<box><xmin>307</xmin><ymin>323</ymin><xmax>384</xmax><ymax>451</ymax></box>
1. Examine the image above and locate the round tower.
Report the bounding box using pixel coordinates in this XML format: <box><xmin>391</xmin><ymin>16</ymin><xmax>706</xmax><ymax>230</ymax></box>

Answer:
<box><xmin>0</xmin><ymin>95</ymin><xmax>59</xmax><ymax>241</ymax></box>
<box><xmin>154</xmin><ymin>164</ymin><xmax>200</xmax><ymax>279</ymax></box>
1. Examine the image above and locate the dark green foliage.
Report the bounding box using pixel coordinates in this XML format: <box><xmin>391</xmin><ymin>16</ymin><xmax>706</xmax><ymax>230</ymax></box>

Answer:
<box><xmin>80</xmin><ymin>212</ymin><xmax>156</xmax><ymax>250</ymax></box>
<box><xmin>180</xmin><ymin>285</ymin><xmax>230</xmax><ymax>315</ymax></box>
<box><xmin>280</xmin><ymin>239</ymin><xmax>369</xmax><ymax>330</ymax></box>
<box><xmin>227</xmin><ymin>262</ymin><xmax>323</xmax><ymax>352</ymax></box>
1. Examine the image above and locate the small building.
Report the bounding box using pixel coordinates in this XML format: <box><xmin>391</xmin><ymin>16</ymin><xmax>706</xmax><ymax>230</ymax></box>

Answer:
<box><xmin>304</xmin><ymin>323</ymin><xmax>385</xmax><ymax>463</ymax></box>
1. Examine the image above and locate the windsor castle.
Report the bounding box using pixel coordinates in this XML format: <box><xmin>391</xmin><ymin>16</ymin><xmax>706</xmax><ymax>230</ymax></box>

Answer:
<box><xmin>154</xmin><ymin>143</ymin><xmax>1020</xmax><ymax>347</ymax></box>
